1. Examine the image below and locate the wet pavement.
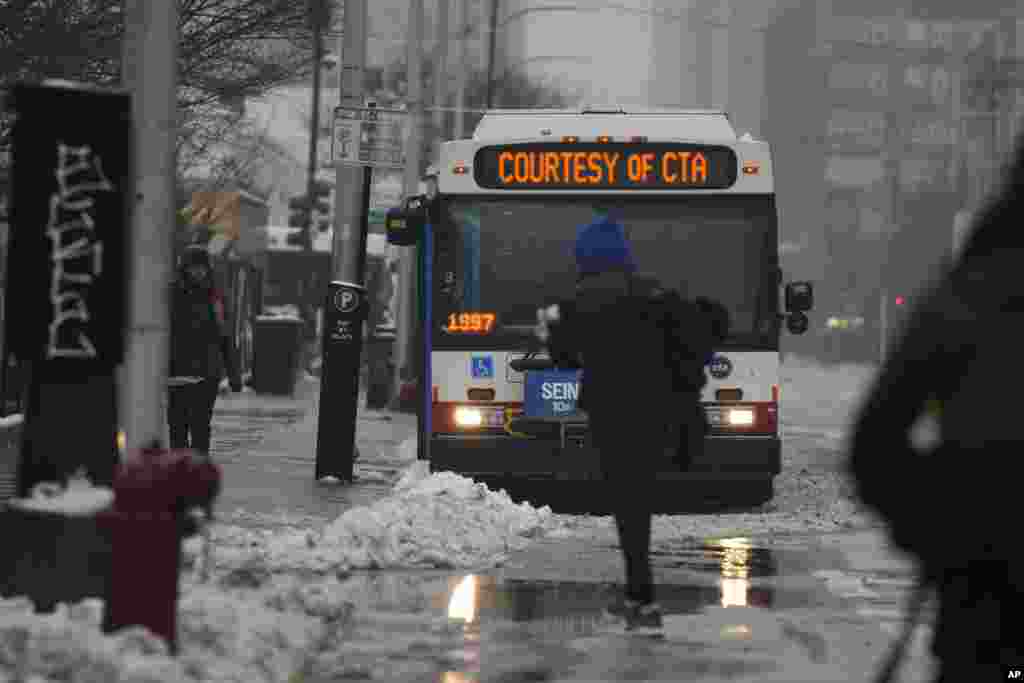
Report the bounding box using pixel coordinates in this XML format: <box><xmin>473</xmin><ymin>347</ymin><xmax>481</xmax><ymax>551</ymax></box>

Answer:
<box><xmin>283</xmin><ymin>530</ymin><xmax>936</xmax><ymax>682</ymax></box>
<box><xmin>208</xmin><ymin>376</ymin><xmax>418</xmax><ymax>524</ymax></box>
<box><xmin>202</xmin><ymin>375</ymin><xmax>938</xmax><ymax>681</ymax></box>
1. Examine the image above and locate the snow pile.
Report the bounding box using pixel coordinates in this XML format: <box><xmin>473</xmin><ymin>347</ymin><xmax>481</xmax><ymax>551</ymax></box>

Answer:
<box><xmin>0</xmin><ymin>413</ymin><xmax>23</xmax><ymax>430</ymax></box>
<box><xmin>278</xmin><ymin>463</ymin><xmax>561</xmax><ymax>570</ymax></box>
<box><xmin>0</xmin><ymin>597</ymin><xmax>188</xmax><ymax>682</ymax></box>
<box><xmin>196</xmin><ymin>462</ymin><xmax>566</xmax><ymax>573</ymax></box>
<box><xmin>6</xmin><ymin>472</ymin><xmax>113</xmax><ymax>516</ymax></box>
<box><xmin>175</xmin><ymin>586</ymin><xmax>325</xmax><ymax>681</ymax></box>
<box><xmin>770</xmin><ymin>355</ymin><xmax>880</xmax><ymax>529</ymax></box>
<box><xmin>0</xmin><ymin>588</ymin><xmax>334</xmax><ymax>683</ymax></box>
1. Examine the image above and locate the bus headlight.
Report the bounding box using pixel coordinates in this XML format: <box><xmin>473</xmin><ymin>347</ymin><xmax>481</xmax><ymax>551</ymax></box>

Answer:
<box><xmin>727</xmin><ymin>409</ymin><xmax>755</xmax><ymax>426</ymax></box>
<box><xmin>454</xmin><ymin>407</ymin><xmax>484</xmax><ymax>428</ymax></box>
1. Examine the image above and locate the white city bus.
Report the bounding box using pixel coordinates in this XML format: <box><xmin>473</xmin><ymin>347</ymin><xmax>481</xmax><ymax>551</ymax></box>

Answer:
<box><xmin>388</xmin><ymin>106</ymin><xmax>813</xmax><ymax>509</ymax></box>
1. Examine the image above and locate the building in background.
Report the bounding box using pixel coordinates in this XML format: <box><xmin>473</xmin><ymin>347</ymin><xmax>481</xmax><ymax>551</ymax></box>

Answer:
<box><xmin>490</xmin><ymin>0</ymin><xmax>1021</xmax><ymax>362</ymax></box>
<box><xmin>763</xmin><ymin>1</ymin><xmax>1020</xmax><ymax>361</ymax></box>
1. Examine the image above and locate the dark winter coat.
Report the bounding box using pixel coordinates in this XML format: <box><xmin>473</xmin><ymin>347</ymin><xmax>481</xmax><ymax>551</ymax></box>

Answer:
<box><xmin>169</xmin><ymin>274</ymin><xmax>226</xmax><ymax>381</ymax></box>
<box><xmin>849</xmin><ymin>134</ymin><xmax>1024</xmax><ymax>674</ymax></box>
<box><xmin>546</xmin><ymin>272</ymin><xmax>715</xmax><ymax>478</ymax></box>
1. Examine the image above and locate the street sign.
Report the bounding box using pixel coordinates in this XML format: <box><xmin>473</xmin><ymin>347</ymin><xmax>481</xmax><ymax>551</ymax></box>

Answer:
<box><xmin>331</xmin><ymin>106</ymin><xmax>408</xmax><ymax>169</ymax></box>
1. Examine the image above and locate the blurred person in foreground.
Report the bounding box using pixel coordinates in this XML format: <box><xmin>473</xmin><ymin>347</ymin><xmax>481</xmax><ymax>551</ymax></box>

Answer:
<box><xmin>849</xmin><ymin>134</ymin><xmax>1024</xmax><ymax>682</ymax></box>
<box><xmin>168</xmin><ymin>245</ymin><xmax>241</xmax><ymax>456</ymax></box>
<box><xmin>534</xmin><ymin>215</ymin><xmax>726</xmax><ymax>634</ymax></box>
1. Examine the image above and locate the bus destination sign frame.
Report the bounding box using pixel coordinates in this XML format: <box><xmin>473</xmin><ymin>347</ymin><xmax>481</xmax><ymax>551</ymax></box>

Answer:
<box><xmin>473</xmin><ymin>143</ymin><xmax>739</xmax><ymax>191</ymax></box>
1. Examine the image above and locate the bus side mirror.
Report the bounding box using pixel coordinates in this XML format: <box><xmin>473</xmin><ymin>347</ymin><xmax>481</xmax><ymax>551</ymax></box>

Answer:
<box><xmin>785</xmin><ymin>281</ymin><xmax>813</xmax><ymax>312</ymax></box>
<box><xmin>385</xmin><ymin>195</ymin><xmax>428</xmax><ymax>247</ymax></box>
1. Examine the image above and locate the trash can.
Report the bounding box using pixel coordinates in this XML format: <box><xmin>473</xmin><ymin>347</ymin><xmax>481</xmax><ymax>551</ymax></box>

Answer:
<box><xmin>365</xmin><ymin>325</ymin><xmax>396</xmax><ymax>410</ymax></box>
<box><xmin>252</xmin><ymin>315</ymin><xmax>304</xmax><ymax>395</ymax></box>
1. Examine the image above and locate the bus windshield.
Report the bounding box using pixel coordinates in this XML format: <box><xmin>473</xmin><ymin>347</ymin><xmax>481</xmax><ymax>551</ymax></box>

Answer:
<box><xmin>433</xmin><ymin>195</ymin><xmax>779</xmax><ymax>349</ymax></box>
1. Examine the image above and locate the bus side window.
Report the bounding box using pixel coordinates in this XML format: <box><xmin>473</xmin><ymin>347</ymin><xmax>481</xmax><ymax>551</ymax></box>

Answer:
<box><xmin>434</xmin><ymin>210</ymin><xmax>463</xmax><ymax>306</ymax></box>
<box><xmin>456</xmin><ymin>212</ymin><xmax>481</xmax><ymax>310</ymax></box>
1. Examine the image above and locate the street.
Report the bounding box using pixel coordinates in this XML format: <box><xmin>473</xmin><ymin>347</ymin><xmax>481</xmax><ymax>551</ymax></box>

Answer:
<box><xmin>0</xmin><ymin>359</ymin><xmax>940</xmax><ymax>682</ymax></box>
<box><xmin>154</xmin><ymin>358</ymin><xmax>938</xmax><ymax>681</ymax></box>
<box><xmin>3</xmin><ymin>2</ymin><xmax>1021</xmax><ymax>680</ymax></box>
<box><xmin>280</xmin><ymin>528</ymin><xmax>935</xmax><ymax>682</ymax></box>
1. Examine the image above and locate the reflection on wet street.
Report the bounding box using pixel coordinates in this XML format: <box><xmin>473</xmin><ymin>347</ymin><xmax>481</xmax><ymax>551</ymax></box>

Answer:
<box><xmin>325</xmin><ymin>538</ymin><xmax>838</xmax><ymax>682</ymax></box>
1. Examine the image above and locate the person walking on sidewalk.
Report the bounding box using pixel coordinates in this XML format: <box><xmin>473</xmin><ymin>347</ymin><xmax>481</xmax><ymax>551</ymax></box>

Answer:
<box><xmin>168</xmin><ymin>245</ymin><xmax>241</xmax><ymax>455</ymax></box>
<box><xmin>535</xmin><ymin>215</ymin><xmax>719</xmax><ymax>634</ymax></box>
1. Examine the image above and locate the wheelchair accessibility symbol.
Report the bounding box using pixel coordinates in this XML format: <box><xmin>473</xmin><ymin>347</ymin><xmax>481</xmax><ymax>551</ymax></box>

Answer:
<box><xmin>471</xmin><ymin>355</ymin><xmax>494</xmax><ymax>379</ymax></box>
<box><xmin>334</xmin><ymin>287</ymin><xmax>361</xmax><ymax>313</ymax></box>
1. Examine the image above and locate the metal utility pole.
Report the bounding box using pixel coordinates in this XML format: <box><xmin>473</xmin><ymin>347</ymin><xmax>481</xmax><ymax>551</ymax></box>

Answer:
<box><xmin>303</xmin><ymin>0</ymin><xmax>330</xmax><ymax>358</ymax></box>
<box><xmin>432</xmin><ymin>0</ymin><xmax>450</xmax><ymax>152</ymax></box>
<box><xmin>392</xmin><ymin>0</ymin><xmax>425</xmax><ymax>411</ymax></box>
<box><xmin>121</xmin><ymin>0</ymin><xmax>179</xmax><ymax>453</ymax></box>
<box><xmin>331</xmin><ymin>0</ymin><xmax>369</xmax><ymax>285</ymax></box>
<box><xmin>314</xmin><ymin>0</ymin><xmax>370</xmax><ymax>482</ymax></box>
<box><xmin>485</xmin><ymin>0</ymin><xmax>500</xmax><ymax>108</ymax></box>
<box><xmin>453</xmin><ymin>0</ymin><xmax>470</xmax><ymax>140</ymax></box>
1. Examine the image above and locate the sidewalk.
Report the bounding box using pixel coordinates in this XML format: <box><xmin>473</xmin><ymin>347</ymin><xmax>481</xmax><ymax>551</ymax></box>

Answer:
<box><xmin>211</xmin><ymin>375</ymin><xmax>417</xmax><ymax>526</ymax></box>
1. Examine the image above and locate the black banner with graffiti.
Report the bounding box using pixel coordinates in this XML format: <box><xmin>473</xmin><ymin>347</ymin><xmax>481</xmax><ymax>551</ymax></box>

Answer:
<box><xmin>5</xmin><ymin>82</ymin><xmax>131</xmax><ymax>372</ymax></box>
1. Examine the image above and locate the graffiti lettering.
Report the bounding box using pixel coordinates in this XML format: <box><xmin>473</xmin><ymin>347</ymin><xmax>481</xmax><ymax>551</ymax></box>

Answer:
<box><xmin>45</xmin><ymin>143</ymin><xmax>113</xmax><ymax>359</ymax></box>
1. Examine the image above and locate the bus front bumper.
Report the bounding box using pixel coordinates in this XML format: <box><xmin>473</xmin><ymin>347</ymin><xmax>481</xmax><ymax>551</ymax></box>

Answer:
<box><xmin>428</xmin><ymin>434</ymin><xmax>780</xmax><ymax>510</ymax></box>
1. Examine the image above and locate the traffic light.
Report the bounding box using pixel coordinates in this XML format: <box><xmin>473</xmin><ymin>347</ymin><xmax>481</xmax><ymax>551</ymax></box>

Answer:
<box><xmin>286</xmin><ymin>180</ymin><xmax>333</xmax><ymax>247</ymax></box>
<box><xmin>309</xmin><ymin>179</ymin><xmax>332</xmax><ymax>214</ymax></box>
<box><xmin>308</xmin><ymin>180</ymin><xmax>333</xmax><ymax>235</ymax></box>
<box><xmin>895</xmin><ymin>295</ymin><xmax>906</xmax><ymax>307</ymax></box>
<box><xmin>287</xmin><ymin>195</ymin><xmax>313</xmax><ymax>248</ymax></box>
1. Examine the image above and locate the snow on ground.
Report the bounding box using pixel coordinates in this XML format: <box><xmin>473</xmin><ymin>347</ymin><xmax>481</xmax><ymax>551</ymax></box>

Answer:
<box><xmin>0</xmin><ymin>585</ymin><xmax>344</xmax><ymax>682</ymax></box>
<box><xmin>191</xmin><ymin>356</ymin><xmax>883</xmax><ymax>574</ymax></box>
<box><xmin>0</xmin><ymin>357</ymin><xmax>893</xmax><ymax>680</ymax></box>
<box><xmin>185</xmin><ymin>460</ymin><xmax>571</xmax><ymax>575</ymax></box>
<box><xmin>769</xmin><ymin>355</ymin><xmax>880</xmax><ymax>530</ymax></box>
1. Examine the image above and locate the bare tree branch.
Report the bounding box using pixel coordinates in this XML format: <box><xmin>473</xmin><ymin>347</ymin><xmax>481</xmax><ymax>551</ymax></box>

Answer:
<box><xmin>1</xmin><ymin>0</ymin><xmax>330</xmax><ymax>186</ymax></box>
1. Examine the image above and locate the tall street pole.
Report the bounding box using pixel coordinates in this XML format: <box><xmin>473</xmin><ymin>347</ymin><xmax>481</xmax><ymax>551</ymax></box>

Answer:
<box><xmin>392</xmin><ymin>0</ymin><xmax>425</xmax><ymax>412</ymax></box>
<box><xmin>453</xmin><ymin>0</ymin><xmax>470</xmax><ymax>140</ymax></box>
<box><xmin>304</xmin><ymin>1</ymin><xmax>328</xmax><ymax>360</ymax></box>
<box><xmin>120</xmin><ymin>0</ymin><xmax>178</xmax><ymax>453</ymax></box>
<box><xmin>314</xmin><ymin>0</ymin><xmax>369</xmax><ymax>482</ymax></box>
<box><xmin>432</xmin><ymin>0</ymin><xmax>450</xmax><ymax>155</ymax></box>
<box><xmin>332</xmin><ymin>0</ymin><xmax>369</xmax><ymax>284</ymax></box>
<box><xmin>485</xmin><ymin>0</ymin><xmax>500</xmax><ymax>108</ymax></box>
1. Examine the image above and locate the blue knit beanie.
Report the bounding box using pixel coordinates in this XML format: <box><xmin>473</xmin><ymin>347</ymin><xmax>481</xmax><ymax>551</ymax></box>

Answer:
<box><xmin>574</xmin><ymin>216</ymin><xmax>636</xmax><ymax>277</ymax></box>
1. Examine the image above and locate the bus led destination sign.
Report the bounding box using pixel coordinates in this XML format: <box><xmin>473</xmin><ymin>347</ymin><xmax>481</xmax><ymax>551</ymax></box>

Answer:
<box><xmin>474</xmin><ymin>143</ymin><xmax>738</xmax><ymax>190</ymax></box>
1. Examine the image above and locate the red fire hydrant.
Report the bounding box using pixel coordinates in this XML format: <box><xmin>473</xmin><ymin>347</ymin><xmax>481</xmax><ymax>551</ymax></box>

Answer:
<box><xmin>97</xmin><ymin>445</ymin><xmax>221</xmax><ymax>654</ymax></box>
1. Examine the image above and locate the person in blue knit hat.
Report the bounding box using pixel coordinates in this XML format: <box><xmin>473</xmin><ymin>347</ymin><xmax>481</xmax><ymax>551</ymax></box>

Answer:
<box><xmin>535</xmin><ymin>214</ymin><xmax>724</xmax><ymax>634</ymax></box>
<box><xmin>574</xmin><ymin>214</ymin><xmax>638</xmax><ymax>278</ymax></box>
